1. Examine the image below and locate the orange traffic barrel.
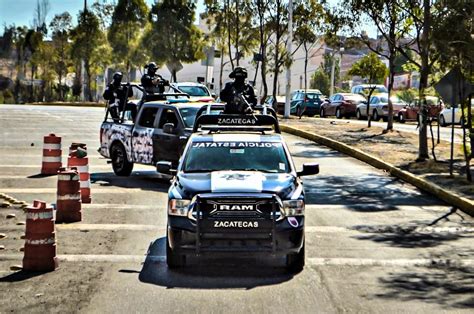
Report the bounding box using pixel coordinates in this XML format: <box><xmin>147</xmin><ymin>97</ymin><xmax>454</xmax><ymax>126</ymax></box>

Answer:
<box><xmin>41</xmin><ymin>134</ymin><xmax>62</xmax><ymax>175</ymax></box>
<box><xmin>56</xmin><ymin>167</ymin><xmax>82</xmax><ymax>223</ymax></box>
<box><xmin>67</xmin><ymin>154</ymin><xmax>91</xmax><ymax>204</ymax></box>
<box><xmin>23</xmin><ymin>200</ymin><xmax>58</xmax><ymax>272</ymax></box>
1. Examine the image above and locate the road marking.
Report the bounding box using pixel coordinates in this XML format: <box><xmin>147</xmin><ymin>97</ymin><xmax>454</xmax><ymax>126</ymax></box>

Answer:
<box><xmin>1</xmin><ymin>254</ymin><xmax>473</xmax><ymax>267</ymax></box>
<box><xmin>0</xmin><ymin>165</ymin><xmax>111</xmax><ymax>169</ymax></box>
<box><xmin>0</xmin><ymin>187</ymin><xmax>165</xmax><ymax>194</ymax></box>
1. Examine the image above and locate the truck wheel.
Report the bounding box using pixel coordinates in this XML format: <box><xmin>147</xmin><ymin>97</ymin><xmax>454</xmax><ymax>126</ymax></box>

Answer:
<box><xmin>286</xmin><ymin>241</ymin><xmax>305</xmax><ymax>273</ymax></box>
<box><xmin>111</xmin><ymin>143</ymin><xmax>133</xmax><ymax>176</ymax></box>
<box><xmin>166</xmin><ymin>233</ymin><xmax>185</xmax><ymax>269</ymax></box>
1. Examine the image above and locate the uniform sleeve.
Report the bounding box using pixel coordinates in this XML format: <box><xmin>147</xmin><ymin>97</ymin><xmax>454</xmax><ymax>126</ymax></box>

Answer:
<box><xmin>103</xmin><ymin>85</ymin><xmax>113</xmax><ymax>100</ymax></box>
<box><xmin>220</xmin><ymin>82</ymin><xmax>233</xmax><ymax>103</ymax></box>
<box><xmin>246</xmin><ymin>84</ymin><xmax>257</xmax><ymax>106</ymax></box>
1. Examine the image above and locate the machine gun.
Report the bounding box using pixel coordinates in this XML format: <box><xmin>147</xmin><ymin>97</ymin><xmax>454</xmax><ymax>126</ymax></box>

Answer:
<box><xmin>224</xmin><ymin>90</ymin><xmax>254</xmax><ymax>115</ymax></box>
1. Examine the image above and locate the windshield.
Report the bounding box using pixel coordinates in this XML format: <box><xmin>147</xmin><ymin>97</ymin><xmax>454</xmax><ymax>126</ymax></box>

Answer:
<box><xmin>178</xmin><ymin>85</ymin><xmax>210</xmax><ymax>97</ymax></box>
<box><xmin>184</xmin><ymin>141</ymin><xmax>290</xmax><ymax>173</ymax></box>
<box><xmin>305</xmin><ymin>93</ymin><xmax>322</xmax><ymax>100</ymax></box>
<box><xmin>179</xmin><ymin>107</ymin><xmax>201</xmax><ymax>128</ymax></box>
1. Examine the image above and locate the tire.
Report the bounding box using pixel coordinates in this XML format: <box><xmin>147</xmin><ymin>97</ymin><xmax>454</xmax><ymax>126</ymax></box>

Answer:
<box><xmin>320</xmin><ymin>108</ymin><xmax>325</xmax><ymax>118</ymax></box>
<box><xmin>166</xmin><ymin>231</ymin><xmax>186</xmax><ymax>269</ymax></box>
<box><xmin>286</xmin><ymin>241</ymin><xmax>305</xmax><ymax>273</ymax></box>
<box><xmin>335</xmin><ymin>107</ymin><xmax>343</xmax><ymax>119</ymax></box>
<box><xmin>439</xmin><ymin>115</ymin><xmax>447</xmax><ymax>127</ymax></box>
<box><xmin>356</xmin><ymin>109</ymin><xmax>364</xmax><ymax>120</ymax></box>
<box><xmin>398</xmin><ymin>113</ymin><xmax>405</xmax><ymax>123</ymax></box>
<box><xmin>372</xmin><ymin>110</ymin><xmax>380</xmax><ymax>121</ymax></box>
<box><xmin>110</xmin><ymin>143</ymin><xmax>133</xmax><ymax>176</ymax></box>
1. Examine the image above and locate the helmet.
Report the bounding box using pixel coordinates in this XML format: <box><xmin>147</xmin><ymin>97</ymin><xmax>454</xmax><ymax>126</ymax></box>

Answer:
<box><xmin>112</xmin><ymin>72</ymin><xmax>123</xmax><ymax>86</ymax></box>
<box><xmin>112</xmin><ymin>72</ymin><xmax>123</xmax><ymax>81</ymax></box>
<box><xmin>147</xmin><ymin>62</ymin><xmax>158</xmax><ymax>74</ymax></box>
<box><xmin>229</xmin><ymin>67</ymin><xmax>248</xmax><ymax>79</ymax></box>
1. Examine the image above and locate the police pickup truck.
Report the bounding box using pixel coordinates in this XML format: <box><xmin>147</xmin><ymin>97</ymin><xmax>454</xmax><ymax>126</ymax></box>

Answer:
<box><xmin>99</xmin><ymin>84</ymin><xmax>222</xmax><ymax>176</ymax></box>
<box><xmin>159</xmin><ymin>111</ymin><xmax>319</xmax><ymax>272</ymax></box>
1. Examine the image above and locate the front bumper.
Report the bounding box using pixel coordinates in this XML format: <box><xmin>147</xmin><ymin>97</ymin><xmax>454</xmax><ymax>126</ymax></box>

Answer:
<box><xmin>167</xmin><ymin>193</ymin><xmax>305</xmax><ymax>256</ymax></box>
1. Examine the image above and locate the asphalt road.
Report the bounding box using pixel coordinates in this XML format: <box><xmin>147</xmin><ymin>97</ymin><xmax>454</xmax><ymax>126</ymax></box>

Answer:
<box><xmin>0</xmin><ymin>105</ymin><xmax>473</xmax><ymax>313</ymax></box>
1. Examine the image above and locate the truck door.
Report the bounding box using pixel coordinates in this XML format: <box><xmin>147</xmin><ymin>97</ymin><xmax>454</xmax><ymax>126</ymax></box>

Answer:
<box><xmin>131</xmin><ymin>106</ymin><xmax>159</xmax><ymax>164</ymax></box>
<box><xmin>153</xmin><ymin>108</ymin><xmax>182</xmax><ymax>165</ymax></box>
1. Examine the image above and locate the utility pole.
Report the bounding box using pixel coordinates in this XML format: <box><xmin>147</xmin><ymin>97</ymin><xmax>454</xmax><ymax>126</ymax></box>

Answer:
<box><xmin>284</xmin><ymin>0</ymin><xmax>293</xmax><ymax>118</ymax></box>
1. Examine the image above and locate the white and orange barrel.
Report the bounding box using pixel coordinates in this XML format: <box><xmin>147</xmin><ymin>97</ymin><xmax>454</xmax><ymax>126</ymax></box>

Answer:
<box><xmin>23</xmin><ymin>200</ymin><xmax>58</xmax><ymax>272</ymax></box>
<box><xmin>56</xmin><ymin>167</ymin><xmax>81</xmax><ymax>223</ymax></box>
<box><xmin>67</xmin><ymin>150</ymin><xmax>91</xmax><ymax>204</ymax></box>
<box><xmin>41</xmin><ymin>134</ymin><xmax>62</xmax><ymax>175</ymax></box>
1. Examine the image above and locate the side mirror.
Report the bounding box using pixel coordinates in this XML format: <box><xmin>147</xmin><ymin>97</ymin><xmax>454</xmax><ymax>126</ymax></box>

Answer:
<box><xmin>163</xmin><ymin>122</ymin><xmax>175</xmax><ymax>134</ymax></box>
<box><xmin>297</xmin><ymin>163</ymin><xmax>319</xmax><ymax>177</ymax></box>
<box><xmin>211</xmin><ymin>93</ymin><xmax>217</xmax><ymax>99</ymax></box>
<box><xmin>156</xmin><ymin>161</ymin><xmax>176</xmax><ymax>175</ymax></box>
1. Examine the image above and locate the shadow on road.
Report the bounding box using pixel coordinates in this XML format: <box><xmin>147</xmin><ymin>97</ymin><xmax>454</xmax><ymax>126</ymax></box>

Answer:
<box><xmin>90</xmin><ymin>171</ymin><xmax>170</xmax><ymax>192</ymax></box>
<box><xmin>374</xmin><ymin>263</ymin><xmax>474</xmax><ymax>309</ymax></box>
<box><xmin>0</xmin><ymin>270</ymin><xmax>47</xmax><ymax>282</ymax></box>
<box><xmin>137</xmin><ymin>237</ymin><xmax>294</xmax><ymax>289</ymax></box>
<box><xmin>304</xmin><ymin>174</ymin><xmax>446</xmax><ymax>210</ymax></box>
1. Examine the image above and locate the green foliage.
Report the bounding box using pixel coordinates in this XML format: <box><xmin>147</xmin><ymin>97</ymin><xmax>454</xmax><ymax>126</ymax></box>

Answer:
<box><xmin>348</xmin><ymin>52</ymin><xmax>388</xmax><ymax>84</ymax></box>
<box><xmin>108</xmin><ymin>0</ymin><xmax>148</xmax><ymax>74</ymax></box>
<box><xmin>145</xmin><ymin>0</ymin><xmax>205</xmax><ymax>81</ymax></box>
<box><xmin>310</xmin><ymin>69</ymin><xmax>330</xmax><ymax>96</ymax></box>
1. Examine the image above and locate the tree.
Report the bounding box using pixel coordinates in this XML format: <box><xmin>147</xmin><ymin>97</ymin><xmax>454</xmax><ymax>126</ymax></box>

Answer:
<box><xmin>432</xmin><ymin>0</ymin><xmax>474</xmax><ymax>181</ymax></box>
<box><xmin>50</xmin><ymin>12</ymin><xmax>73</xmax><ymax>100</ymax></box>
<box><xmin>294</xmin><ymin>0</ymin><xmax>324</xmax><ymax>94</ymax></box>
<box><xmin>146</xmin><ymin>0</ymin><xmax>205</xmax><ymax>82</ymax></box>
<box><xmin>71</xmin><ymin>7</ymin><xmax>105</xmax><ymax>101</ymax></box>
<box><xmin>310</xmin><ymin>69</ymin><xmax>330</xmax><ymax>95</ymax></box>
<box><xmin>348</xmin><ymin>52</ymin><xmax>388</xmax><ymax>127</ymax></box>
<box><xmin>268</xmin><ymin>0</ymin><xmax>288</xmax><ymax>107</ymax></box>
<box><xmin>108</xmin><ymin>0</ymin><xmax>148</xmax><ymax>79</ymax></box>
<box><xmin>346</xmin><ymin>0</ymin><xmax>409</xmax><ymax>133</ymax></box>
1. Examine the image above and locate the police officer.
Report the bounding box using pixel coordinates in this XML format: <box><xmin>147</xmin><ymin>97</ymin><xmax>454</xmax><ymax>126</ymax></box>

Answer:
<box><xmin>220</xmin><ymin>67</ymin><xmax>257</xmax><ymax>114</ymax></box>
<box><xmin>103</xmin><ymin>72</ymin><xmax>133</xmax><ymax>122</ymax></box>
<box><xmin>141</xmin><ymin>62</ymin><xmax>169</xmax><ymax>94</ymax></box>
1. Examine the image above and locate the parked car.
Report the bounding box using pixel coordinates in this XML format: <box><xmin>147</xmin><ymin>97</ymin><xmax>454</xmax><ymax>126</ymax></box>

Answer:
<box><xmin>320</xmin><ymin>93</ymin><xmax>366</xmax><ymax>119</ymax></box>
<box><xmin>290</xmin><ymin>89</ymin><xmax>324</xmax><ymax>117</ymax></box>
<box><xmin>171</xmin><ymin>82</ymin><xmax>214</xmax><ymax>102</ymax></box>
<box><xmin>264</xmin><ymin>95</ymin><xmax>286</xmax><ymax>114</ymax></box>
<box><xmin>397</xmin><ymin>96</ymin><xmax>443</xmax><ymax>123</ymax></box>
<box><xmin>438</xmin><ymin>104</ymin><xmax>470</xmax><ymax>127</ymax></box>
<box><xmin>356</xmin><ymin>93</ymin><xmax>406</xmax><ymax>121</ymax></box>
<box><xmin>351</xmin><ymin>84</ymin><xmax>388</xmax><ymax>95</ymax></box>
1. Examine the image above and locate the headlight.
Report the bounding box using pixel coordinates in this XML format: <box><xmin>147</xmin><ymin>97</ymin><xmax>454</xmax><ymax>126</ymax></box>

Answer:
<box><xmin>282</xmin><ymin>200</ymin><xmax>305</xmax><ymax>216</ymax></box>
<box><xmin>168</xmin><ymin>199</ymin><xmax>191</xmax><ymax>216</ymax></box>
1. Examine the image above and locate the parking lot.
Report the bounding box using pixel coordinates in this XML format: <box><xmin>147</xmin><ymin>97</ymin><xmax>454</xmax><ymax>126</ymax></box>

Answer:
<box><xmin>1</xmin><ymin>105</ymin><xmax>473</xmax><ymax>313</ymax></box>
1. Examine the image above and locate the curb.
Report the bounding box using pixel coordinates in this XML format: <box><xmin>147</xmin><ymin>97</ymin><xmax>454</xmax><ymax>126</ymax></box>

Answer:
<box><xmin>24</xmin><ymin>102</ymin><xmax>105</xmax><ymax>108</ymax></box>
<box><xmin>281</xmin><ymin>124</ymin><xmax>474</xmax><ymax>216</ymax></box>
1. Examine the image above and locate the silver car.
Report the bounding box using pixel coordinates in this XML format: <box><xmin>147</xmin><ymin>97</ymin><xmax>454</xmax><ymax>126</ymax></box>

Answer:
<box><xmin>356</xmin><ymin>93</ymin><xmax>406</xmax><ymax>121</ymax></box>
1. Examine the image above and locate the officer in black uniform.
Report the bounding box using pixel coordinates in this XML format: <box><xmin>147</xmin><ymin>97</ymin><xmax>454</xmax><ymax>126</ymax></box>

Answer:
<box><xmin>220</xmin><ymin>67</ymin><xmax>257</xmax><ymax>114</ymax></box>
<box><xmin>103</xmin><ymin>72</ymin><xmax>133</xmax><ymax>122</ymax></box>
<box><xmin>141</xmin><ymin>62</ymin><xmax>169</xmax><ymax>94</ymax></box>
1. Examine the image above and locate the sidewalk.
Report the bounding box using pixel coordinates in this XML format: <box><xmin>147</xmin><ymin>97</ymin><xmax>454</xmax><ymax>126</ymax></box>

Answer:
<box><xmin>282</xmin><ymin>116</ymin><xmax>473</xmax><ymax>203</ymax></box>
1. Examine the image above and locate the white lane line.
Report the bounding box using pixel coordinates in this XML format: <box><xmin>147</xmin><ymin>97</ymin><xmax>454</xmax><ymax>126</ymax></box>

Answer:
<box><xmin>0</xmin><ymin>165</ymin><xmax>111</xmax><ymax>169</ymax></box>
<box><xmin>1</xmin><ymin>188</ymin><xmax>165</xmax><ymax>194</ymax></box>
<box><xmin>1</xmin><ymin>254</ymin><xmax>473</xmax><ymax>267</ymax></box>
<box><xmin>306</xmin><ymin>204</ymin><xmax>450</xmax><ymax>212</ymax></box>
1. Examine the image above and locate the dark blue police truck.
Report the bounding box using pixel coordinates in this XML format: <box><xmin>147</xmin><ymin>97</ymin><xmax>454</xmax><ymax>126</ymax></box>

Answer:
<box><xmin>157</xmin><ymin>108</ymin><xmax>319</xmax><ymax>272</ymax></box>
